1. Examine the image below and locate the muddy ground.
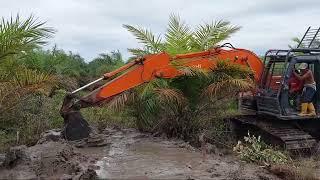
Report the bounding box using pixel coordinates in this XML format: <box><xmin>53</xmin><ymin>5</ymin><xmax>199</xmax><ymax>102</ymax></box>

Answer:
<box><xmin>0</xmin><ymin>128</ymin><xmax>282</xmax><ymax>179</ymax></box>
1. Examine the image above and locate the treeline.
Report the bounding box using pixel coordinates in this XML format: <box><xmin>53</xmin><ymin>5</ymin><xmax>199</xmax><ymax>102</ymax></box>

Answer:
<box><xmin>20</xmin><ymin>47</ymin><xmax>125</xmax><ymax>87</ymax></box>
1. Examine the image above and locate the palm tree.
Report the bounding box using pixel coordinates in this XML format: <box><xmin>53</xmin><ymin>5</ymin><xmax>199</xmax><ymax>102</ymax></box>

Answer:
<box><xmin>0</xmin><ymin>15</ymin><xmax>56</xmax><ymax>115</ymax></box>
<box><xmin>110</xmin><ymin>14</ymin><xmax>253</xmax><ymax>136</ymax></box>
<box><xmin>0</xmin><ymin>15</ymin><xmax>55</xmax><ymax>60</ymax></box>
<box><xmin>124</xmin><ymin>14</ymin><xmax>240</xmax><ymax>57</ymax></box>
<box><xmin>288</xmin><ymin>37</ymin><xmax>301</xmax><ymax>49</ymax></box>
<box><xmin>289</xmin><ymin>37</ymin><xmax>320</xmax><ymax>49</ymax></box>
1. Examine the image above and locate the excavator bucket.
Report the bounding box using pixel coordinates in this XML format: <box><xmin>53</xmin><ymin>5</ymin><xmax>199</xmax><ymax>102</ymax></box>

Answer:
<box><xmin>60</xmin><ymin>94</ymin><xmax>91</xmax><ymax>141</ymax></box>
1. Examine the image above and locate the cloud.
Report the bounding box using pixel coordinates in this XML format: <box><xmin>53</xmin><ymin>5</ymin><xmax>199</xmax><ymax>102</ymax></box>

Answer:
<box><xmin>0</xmin><ymin>0</ymin><xmax>319</xmax><ymax>61</ymax></box>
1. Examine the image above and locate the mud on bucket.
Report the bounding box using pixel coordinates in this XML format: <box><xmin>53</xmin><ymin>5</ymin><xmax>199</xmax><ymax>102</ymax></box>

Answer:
<box><xmin>60</xmin><ymin>94</ymin><xmax>91</xmax><ymax>141</ymax></box>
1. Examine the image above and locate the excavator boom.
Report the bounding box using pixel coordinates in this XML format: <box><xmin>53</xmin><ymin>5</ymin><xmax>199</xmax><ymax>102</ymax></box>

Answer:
<box><xmin>60</xmin><ymin>44</ymin><xmax>263</xmax><ymax>140</ymax></box>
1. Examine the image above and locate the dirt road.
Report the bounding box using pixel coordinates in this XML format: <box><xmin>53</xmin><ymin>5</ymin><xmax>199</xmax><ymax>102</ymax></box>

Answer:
<box><xmin>0</xmin><ymin>128</ymin><xmax>280</xmax><ymax>179</ymax></box>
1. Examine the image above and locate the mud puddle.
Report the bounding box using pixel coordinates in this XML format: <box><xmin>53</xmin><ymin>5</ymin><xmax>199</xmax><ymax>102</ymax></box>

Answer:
<box><xmin>0</xmin><ymin>128</ymin><xmax>280</xmax><ymax>179</ymax></box>
<box><xmin>81</xmin><ymin>128</ymin><xmax>280</xmax><ymax>179</ymax></box>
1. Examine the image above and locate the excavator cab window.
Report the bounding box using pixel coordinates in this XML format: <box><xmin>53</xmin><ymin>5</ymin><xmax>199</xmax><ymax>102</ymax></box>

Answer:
<box><xmin>261</xmin><ymin>61</ymin><xmax>285</xmax><ymax>95</ymax></box>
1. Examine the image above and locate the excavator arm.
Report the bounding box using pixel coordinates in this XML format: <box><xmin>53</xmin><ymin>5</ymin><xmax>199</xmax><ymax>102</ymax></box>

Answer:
<box><xmin>60</xmin><ymin>44</ymin><xmax>263</xmax><ymax>140</ymax></box>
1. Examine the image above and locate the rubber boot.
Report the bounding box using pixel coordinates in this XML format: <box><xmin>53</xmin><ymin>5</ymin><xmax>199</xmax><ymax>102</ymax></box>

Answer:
<box><xmin>307</xmin><ymin>103</ymin><xmax>317</xmax><ymax>116</ymax></box>
<box><xmin>298</xmin><ymin>103</ymin><xmax>308</xmax><ymax>116</ymax></box>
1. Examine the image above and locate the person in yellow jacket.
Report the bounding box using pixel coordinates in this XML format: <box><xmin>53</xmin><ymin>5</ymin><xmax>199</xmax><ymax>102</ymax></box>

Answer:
<box><xmin>293</xmin><ymin>63</ymin><xmax>317</xmax><ymax>116</ymax></box>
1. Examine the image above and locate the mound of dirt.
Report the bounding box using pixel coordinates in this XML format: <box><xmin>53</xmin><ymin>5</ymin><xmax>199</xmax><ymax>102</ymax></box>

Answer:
<box><xmin>0</xmin><ymin>131</ymin><xmax>98</xmax><ymax>179</ymax></box>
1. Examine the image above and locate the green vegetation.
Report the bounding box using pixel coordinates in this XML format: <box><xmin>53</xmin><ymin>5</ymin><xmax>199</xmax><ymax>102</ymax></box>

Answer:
<box><xmin>117</xmin><ymin>14</ymin><xmax>252</xmax><ymax>142</ymax></box>
<box><xmin>233</xmin><ymin>133</ymin><xmax>320</xmax><ymax>179</ymax></box>
<box><xmin>3</xmin><ymin>11</ymin><xmax>320</xmax><ymax>180</ymax></box>
<box><xmin>124</xmin><ymin>14</ymin><xmax>240</xmax><ymax>57</ymax></box>
<box><xmin>0</xmin><ymin>13</ymin><xmax>251</xmax><ymax>152</ymax></box>
<box><xmin>233</xmin><ymin>133</ymin><xmax>290</xmax><ymax>165</ymax></box>
<box><xmin>0</xmin><ymin>15</ymin><xmax>127</xmax><ymax>152</ymax></box>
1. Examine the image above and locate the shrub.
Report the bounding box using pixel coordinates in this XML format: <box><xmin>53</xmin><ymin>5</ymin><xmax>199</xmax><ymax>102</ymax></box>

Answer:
<box><xmin>0</xmin><ymin>91</ymin><xmax>65</xmax><ymax>152</ymax></box>
<box><xmin>233</xmin><ymin>132</ymin><xmax>290</xmax><ymax>165</ymax></box>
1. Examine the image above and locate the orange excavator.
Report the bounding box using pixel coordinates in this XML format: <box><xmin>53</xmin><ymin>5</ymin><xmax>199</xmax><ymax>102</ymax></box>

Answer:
<box><xmin>60</xmin><ymin>43</ymin><xmax>263</xmax><ymax>140</ymax></box>
<box><xmin>61</xmin><ymin>27</ymin><xmax>320</xmax><ymax>151</ymax></box>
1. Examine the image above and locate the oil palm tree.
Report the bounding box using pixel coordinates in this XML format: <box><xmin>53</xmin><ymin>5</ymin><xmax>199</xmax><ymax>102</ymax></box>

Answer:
<box><xmin>0</xmin><ymin>15</ymin><xmax>56</xmax><ymax>114</ymax></box>
<box><xmin>124</xmin><ymin>14</ymin><xmax>240</xmax><ymax>57</ymax></box>
<box><xmin>0</xmin><ymin>15</ymin><xmax>55</xmax><ymax>60</ymax></box>
<box><xmin>109</xmin><ymin>14</ymin><xmax>252</xmax><ymax>134</ymax></box>
<box><xmin>289</xmin><ymin>37</ymin><xmax>320</xmax><ymax>49</ymax></box>
<box><xmin>288</xmin><ymin>37</ymin><xmax>301</xmax><ymax>49</ymax></box>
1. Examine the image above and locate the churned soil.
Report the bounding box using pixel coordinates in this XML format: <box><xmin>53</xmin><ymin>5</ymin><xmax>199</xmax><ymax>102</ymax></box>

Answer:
<box><xmin>0</xmin><ymin>128</ymin><xmax>281</xmax><ymax>179</ymax></box>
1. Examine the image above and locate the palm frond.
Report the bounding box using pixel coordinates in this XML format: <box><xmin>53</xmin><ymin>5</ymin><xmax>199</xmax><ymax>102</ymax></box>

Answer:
<box><xmin>164</xmin><ymin>14</ymin><xmax>194</xmax><ymax>55</ymax></box>
<box><xmin>0</xmin><ymin>81</ymin><xmax>21</xmax><ymax>113</ymax></box>
<box><xmin>175</xmin><ymin>65</ymin><xmax>209</xmax><ymax>77</ymax></box>
<box><xmin>0</xmin><ymin>14</ymin><xmax>55</xmax><ymax>60</ymax></box>
<box><xmin>288</xmin><ymin>37</ymin><xmax>301</xmax><ymax>49</ymax></box>
<box><xmin>201</xmin><ymin>60</ymin><xmax>254</xmax><ymax>99</ymax></box>
<box><xmin>123</xmin><ymin>24</ymin><xmax>163</xmax><ymax>54</ymax></box>
<box><xmin>203</xmin><ymin>77</ymin><xmax>253</xmax><ymax>99</ymax></box>
<box><xmin>136</xmin><ymin>78</ymin><xmax>169</xmax><ymax>98</ymax></box>
<box><xmin>154</xmin><ymin>88</ymin><xmax>187</xmax><ymax>107</ymax></box>
<box><xmin>193</xmin><ymin>20</ymin><xmax>240</xmax><ymax>50</ymax></box>
<box><xmin>127</xmin><ymin>48</ymin><xmax>151</xmax><ymax>57</ymax></box>
<box><xmin>106</xmin><ymin>91</ymin><xmax>133</xmax><ymax>112</ymax></box>
<box><xmin>210</xmin><ymin>60</ymin><xmax>254</xmax><ymax>79</ymax></box>
<box><xmin>12</xmin><ymin>67</ymin><xmax>57</xmax><ymax>93</ymax></box>
<box><xmin>0</xmin><ymin>67</ymin><xmax>57</xmax><ymax>113</ymax></box>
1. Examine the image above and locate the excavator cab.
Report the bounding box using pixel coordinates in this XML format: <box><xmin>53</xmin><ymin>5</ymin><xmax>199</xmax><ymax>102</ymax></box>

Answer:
<box><xmin>256</xmin><ymin>27</ymin><xmax>320</xmax><ymax>120</ymax></box>
<box><xmin>240</xmin><ymin>27</ymin><xmax>320</xmax><ymax>120</ymax></box>
<box><xmin>255</xmin><ymin>48</ymin><xmax>320</xmax><ymax>119</ymax></box>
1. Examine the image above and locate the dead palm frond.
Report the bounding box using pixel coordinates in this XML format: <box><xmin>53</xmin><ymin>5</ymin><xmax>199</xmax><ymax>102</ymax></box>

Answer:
<box><xmin>178</xmin><ymin>66</ymin><xmax>208</xmax><ymax>77</ymax></box>
<box><xmin>203</xmin><ymin>77</ymin><xmax>254</xmax><ymax>99</ymax></box>
<box><xmin>0</xmin><ymin>68</ymin><xmax>57</xmax><ymax>113</ymax></box>
<box><xmin>211</xmin><ymin>60</ymin><xmax>254</xmax><ymax>79</ymax></box>
<box><xmin>12</xmin><ymin>67</ymin><xmax>57</xmax><ymax>94</ymax></box>
<box><xmin>154</xmin><ymin>88</ymin><xmax>187</xmax><ymax>108</ymax></box>
<box><xmin>105</xmin><ymin>91</ymin><xmax>133</xmax><ymax>112</ymax></box>
<box><xmin>202</xmin><ymin>61</ymin><xmax>254</xmax><ymax>99</ymax></box>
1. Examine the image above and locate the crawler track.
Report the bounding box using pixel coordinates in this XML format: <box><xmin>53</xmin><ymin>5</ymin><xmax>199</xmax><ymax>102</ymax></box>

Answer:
<box><xmin>231</xmin><ymin>115</ymin><xmax>317</xmax><ymax>151</ymax></box>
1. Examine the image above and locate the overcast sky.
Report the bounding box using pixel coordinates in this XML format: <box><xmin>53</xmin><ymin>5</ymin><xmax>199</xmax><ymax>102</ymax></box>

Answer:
<box><xmin>1</xmin><ymin>0</ymin><xmax>319</xmax><ymax>61</ymax></box>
